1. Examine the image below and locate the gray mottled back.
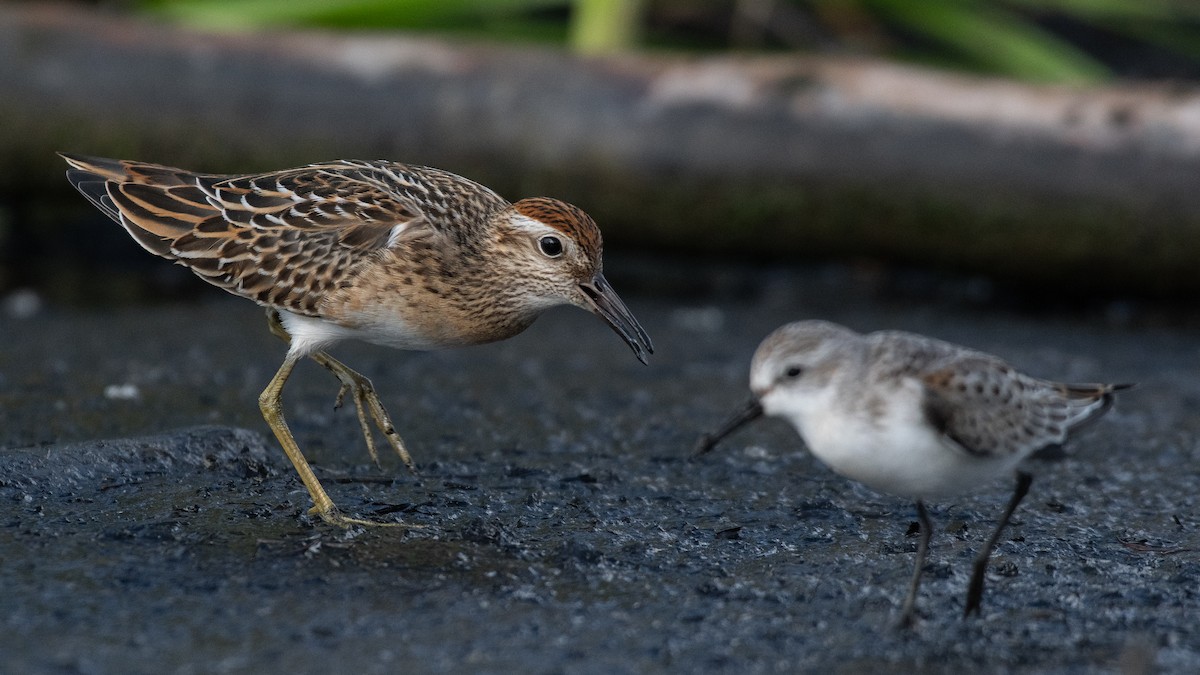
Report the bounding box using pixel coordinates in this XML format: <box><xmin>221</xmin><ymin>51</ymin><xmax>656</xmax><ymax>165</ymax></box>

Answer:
<box><xmin>867</xmin><ymin>330</ymin><xmax>1125</xmax><ymax>459</ymax></box>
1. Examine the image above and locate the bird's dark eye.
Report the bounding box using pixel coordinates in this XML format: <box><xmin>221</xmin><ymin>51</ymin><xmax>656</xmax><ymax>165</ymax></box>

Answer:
<box><xmin>784</xmin><ymin>366</ymin><xmax>803</xmax><ymax>379</ymax></box>
<box><xmin>538</xmin><ymin>235</ymin><xmax>564</xmax><ymax>257</ymax></box>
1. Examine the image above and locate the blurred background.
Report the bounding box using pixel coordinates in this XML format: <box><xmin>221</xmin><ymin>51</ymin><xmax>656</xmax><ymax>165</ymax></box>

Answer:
<box><xmin>8</xmin><ymin>7</ymin><xmax>1200</xmax><ymax>674</ymax></box>
<box><xmin>6</xmin><ymin>0</ymin><xmax>1200</xmax><ymax>313</ymax></box>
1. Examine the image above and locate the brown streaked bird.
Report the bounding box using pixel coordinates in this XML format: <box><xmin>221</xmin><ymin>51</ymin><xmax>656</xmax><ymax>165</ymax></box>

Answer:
<box><xmin>695</xmin><ymin>320</ymin><xmax>1130</xmax><ymax>626</ymax></box>
<box><xmin>61</xmin><ymin>153</ymin><xmax>652</xmax><ymax>527</ymax></box>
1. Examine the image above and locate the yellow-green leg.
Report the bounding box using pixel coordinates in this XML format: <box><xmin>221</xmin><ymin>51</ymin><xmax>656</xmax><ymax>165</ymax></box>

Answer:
<box><xmin>265</xmin><ymin>309</ymin><xmax>416</xmax><ymax>474</ymax></box>
<box><xmin>259</xmin><ymin>309</ymin><xmax>414</xmax><ymax>528</ymax></box>
<box><xmin>258</xmin><ymin>355</ymin><xmax>387</xmax><ymax>527</ymax></box>
<box><xmin>311</xmin><ymin>351</ymin><xmax>416</xmax><ymax>474</ymax></box>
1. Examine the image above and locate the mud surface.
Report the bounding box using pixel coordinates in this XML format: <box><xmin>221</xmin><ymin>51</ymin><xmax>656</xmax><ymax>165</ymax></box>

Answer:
<box><xmin>2</xmin><ymin>262</ymin><xmax>1198</xmax><ymax>673</ymax></box>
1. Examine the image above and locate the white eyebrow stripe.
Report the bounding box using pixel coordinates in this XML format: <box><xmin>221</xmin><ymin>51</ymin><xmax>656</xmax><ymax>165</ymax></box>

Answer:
<box><xmin>508</xmin><ymin>214</ymin><xmax>564</xmax><ymax>238</ymax></box>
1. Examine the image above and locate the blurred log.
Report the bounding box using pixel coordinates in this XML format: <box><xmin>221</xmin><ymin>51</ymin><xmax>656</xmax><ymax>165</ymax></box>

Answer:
<box><xmin>5</xmin><ymin>2</ymin><xmax>1200</xmax><ymax>297</ymax></box>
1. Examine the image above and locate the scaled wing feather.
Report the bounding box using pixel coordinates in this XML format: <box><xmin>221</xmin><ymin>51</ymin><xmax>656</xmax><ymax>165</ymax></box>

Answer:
<box><xmin>61</xmin><ymin>155</ymin><xmax>433</xmax><ymax>316</ymax></box>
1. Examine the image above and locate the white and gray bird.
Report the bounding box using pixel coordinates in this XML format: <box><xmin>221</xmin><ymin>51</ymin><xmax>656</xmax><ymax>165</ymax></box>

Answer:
<box><xmin>696</xmin><ymin>320</ymin><xmax>1131</xmax><ymax>625</ymax></box>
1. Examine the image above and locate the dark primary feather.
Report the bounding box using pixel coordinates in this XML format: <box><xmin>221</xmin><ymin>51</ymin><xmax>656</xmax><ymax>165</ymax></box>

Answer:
<box><xmin>59</xmin><ymin>154</ymin><xmax>510</xmax><ymax>316</ymax></box>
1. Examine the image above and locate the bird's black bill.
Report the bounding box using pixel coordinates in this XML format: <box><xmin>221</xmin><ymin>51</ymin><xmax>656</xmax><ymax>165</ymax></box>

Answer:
<box><xmin>694</xmin><ymin>398</ymin><xmax>764</xmax><ymax>456</ymax></box>
<box><xmin>580</xmin><ymin>274</ymin><xmax>654</xmax><ymax>365</ymax></box>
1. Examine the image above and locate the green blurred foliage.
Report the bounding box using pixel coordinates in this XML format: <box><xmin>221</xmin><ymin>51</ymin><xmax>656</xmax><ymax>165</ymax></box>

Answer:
<box><xmin>139</xmin><ymin>0</ymin><xmax>572</xmax><ymax>41</ymax></box>
<box><xmin>135</xmin><ymin>0</ymin><xmax>1200</xmax><ymax>83</ymax></box>
<box><xmin>817</xmin><ymin>0</ymin><xmax>1200</xmax><ymax>82</ymax></box>
<box><xmin>570</xmin><ymin>0</ymin><xmax>644</xmax><ymax>54</ymax></box>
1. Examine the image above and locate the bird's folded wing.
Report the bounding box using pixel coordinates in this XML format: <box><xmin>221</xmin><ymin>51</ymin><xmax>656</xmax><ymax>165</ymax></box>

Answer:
<box><xmin>63</xmin><ymin>155</ymin><xmax>435</xmax><ymax>315</ymax></box>
<box><xmin>919</xmin><ymin>356</ymin><xmax>1113</xmax><ymax>459</ymax></box>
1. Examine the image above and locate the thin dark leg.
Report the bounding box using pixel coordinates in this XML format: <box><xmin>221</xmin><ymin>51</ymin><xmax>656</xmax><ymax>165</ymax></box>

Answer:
<box><xmin>897</xmin><ymin>500</ymin><xmax>932</xmax><ymax>629</ymax></box>
<box><xmin>964</xmin><ymin>471</ymin><xmax>1033</xmax><ymax>617</ymax></box>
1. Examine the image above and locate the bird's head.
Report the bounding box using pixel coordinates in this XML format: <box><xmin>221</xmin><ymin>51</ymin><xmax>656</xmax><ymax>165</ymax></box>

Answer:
<box><xmin>492</xmin><ymin>197</ymin><xmax>653</xmax><ymax>364</ymax></box>
<box><xmin>694</xmin><ymin>321</ymin><xmax>858</xmax><ymax>455</ymax></box>
<box><xmin>748</xmin><ymin>320</ymin><xmax>857</xmax><ymax>419</ymax></box>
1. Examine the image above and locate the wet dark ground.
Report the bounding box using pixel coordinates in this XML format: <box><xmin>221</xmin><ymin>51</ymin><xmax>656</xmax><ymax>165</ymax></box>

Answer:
<box><xmin>2</xmin><ymin>261</ymin><xmax>1198</xmax><ymax>674</ymax></box>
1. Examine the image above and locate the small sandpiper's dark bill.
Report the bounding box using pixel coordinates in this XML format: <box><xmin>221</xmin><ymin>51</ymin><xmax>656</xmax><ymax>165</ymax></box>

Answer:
<box><xmin>697</xmin><ymin>319</ymin><xmax>1130</xmax><ymax>625</ymax></box>
<box><xmin>62</xmin><ymin>153</ymin><xmax>653</xmax><ymax>527</ymax></box>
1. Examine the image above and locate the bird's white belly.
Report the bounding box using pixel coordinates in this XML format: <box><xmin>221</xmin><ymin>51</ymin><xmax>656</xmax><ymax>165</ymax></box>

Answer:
<box><xmin>278</xmin><ymin>309</ymin><xmax>444</xmax><ymax>356</ymax></box>
<box><xmin>802</xmin><ymin>406</ymin><xmax>1020</xmax><ymax>499</ymax></box>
